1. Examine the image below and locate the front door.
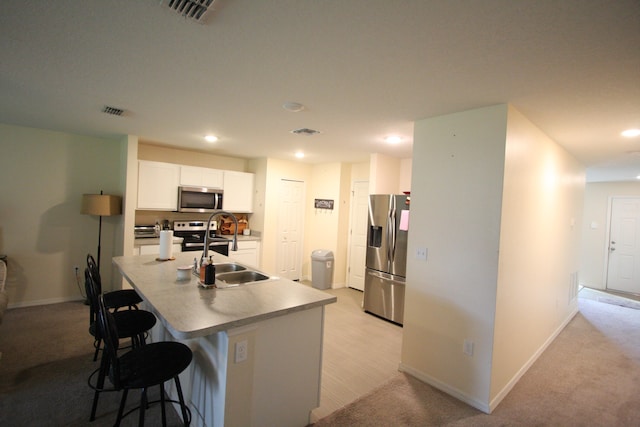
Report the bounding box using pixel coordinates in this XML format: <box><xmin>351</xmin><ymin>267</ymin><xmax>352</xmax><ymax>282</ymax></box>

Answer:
<box><xmin>347</xmin><ymin>181</ymin><xmax>369</xmax><ymax>291</ymax></box>
<box><xmin>606</xmin><ymin>197</ymin><xmax>640</xmax><ymax>294</ymax></box>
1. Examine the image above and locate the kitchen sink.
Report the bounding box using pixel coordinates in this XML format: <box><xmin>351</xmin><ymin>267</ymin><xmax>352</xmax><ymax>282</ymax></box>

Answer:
<box><xmin>216</xmin><ymin>270</ymin><xmax>270</xmax><ymax>285</ymax></box>
<box><xmin>214</xmin><ymin>263</ymin><xmax>247</xmax><ymax>273</ymax></box>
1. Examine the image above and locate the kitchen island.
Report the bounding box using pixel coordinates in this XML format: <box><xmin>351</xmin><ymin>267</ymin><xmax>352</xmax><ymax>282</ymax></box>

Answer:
<box><xmin>113</xmin><ymin>252</ymin><xmax>336</xmax><ymax>427</ymax></box>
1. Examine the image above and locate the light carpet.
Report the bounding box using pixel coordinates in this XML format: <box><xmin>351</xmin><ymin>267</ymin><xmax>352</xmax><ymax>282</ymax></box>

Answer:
<box><xmin>313</xmin><ymin>295</ymin><xmax>640</xmax><ymax>426</ymax></box>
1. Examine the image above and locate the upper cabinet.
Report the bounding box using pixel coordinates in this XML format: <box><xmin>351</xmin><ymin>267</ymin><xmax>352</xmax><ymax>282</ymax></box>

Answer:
<box><xmin>223</xmin><ymin>171</ymin><xmax>254</xmax><ymax>213</ymax></box>
<box><xmin>179</xmin><ymin>165</ymin><xmax>223</xmax><ymax>189</ymax></box>
<box><xmin>137</xmin><ymin>161</ymin><xmax>179</xmax><ymax>210</ymax></box>
<box><xmin>137</xmin><ymin>161</ymin><xmax>254</xmax><ymax>213</ymax></box>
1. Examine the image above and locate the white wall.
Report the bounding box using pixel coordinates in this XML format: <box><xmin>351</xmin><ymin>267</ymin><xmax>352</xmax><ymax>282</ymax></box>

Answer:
<box><xmin>350</xmin><ymin>161</ymin><xmax>370</xmax><ymax>182</ymax></box>
<box><xmin>400</xmin><ymin>104</ymin><xmax>584</xmax><ymax>412</ymax></box>
<box><xmin>491</xmin><ymin>106</ymin><xmax>583</xmax><ymax>407</ymax></box>
<box><xmin>138</xmin><ymin>142</ymin><xmax>247</xmax><ymax>171</ymax></box>
<box><xmin>122</xmin><ymin>135</ymin><xmax>138</xmax><ymax>260</ymax></box>
<box><xmin>401</xmin><ymin>105</ymin><xmax>508</xmax><ymax>410</ymax></box>
<box><xmin>369</xmin><ymin>153</ymin><xmax>411</xmax><ymax>194</ymax></box>
<box><xmin>247</xmin><ymin>158</ymin><xmax>268</xmax><ymax>238</ymax></box>
<box><xmin>369</xmin><ymin>153</ymin><xmax>401</xmax><ymax>194</ymax></box>
<box><xmin>0</xmin><ymin>123</ymin><xmax>125</xmax><ymax>306</ymax></box>
<box><xmin>580</xmin><ymin>181</ymin><xmax>640</xmax><ymax>289</ymax></box>
<box><xmin>399</xmin><ymin>158</ymin><xmax>412</xmax><ymax>193</ymax></box>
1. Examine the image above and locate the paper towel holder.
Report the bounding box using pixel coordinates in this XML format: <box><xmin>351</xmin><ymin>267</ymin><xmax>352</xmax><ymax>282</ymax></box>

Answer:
<box><xmin>156</xmin><ymin>230</ymin><xmax>176</xmax><ymax>261</ymax></box>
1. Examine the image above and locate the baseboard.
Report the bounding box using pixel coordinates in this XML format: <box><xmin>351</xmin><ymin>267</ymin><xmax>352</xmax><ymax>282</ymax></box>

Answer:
<box><xmin>398</xmin><ymin>305</ymin><xmax>580</xmax><ymax>415</ymax></box>
<box><xmin>398</xmin><ymin>363</ymin><xmax>491</xmax><ymax>414</ymax></box>
<box><xmin>8</xmin><ymin>295</ymin><xmax>85</xmax><ymax>309</ymax></box>
<box><xmin>488</xmin><ymin>305</ymin><xmax>579</xmax><ymax>412</ymax></box>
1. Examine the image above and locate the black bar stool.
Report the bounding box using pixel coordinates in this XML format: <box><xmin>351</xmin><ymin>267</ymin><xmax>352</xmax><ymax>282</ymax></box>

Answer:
<box><xmin>87</xmin><ymin>253</ymin><xmax>142</xmax><ymax>311</ymax></box>
<box><xmin>85</xmin><ymin>268</ymin><xmax>158</xmax><ymax>422</ymax></box>
<box><xmin>86</xmin><ymin>253</ymin><xmax>144</xmax><ymax>360</ymax></box>
<box><xmin>96</xmin><ymin>295</ymin><xmax>192</xmax><ymax>426</ymax></box>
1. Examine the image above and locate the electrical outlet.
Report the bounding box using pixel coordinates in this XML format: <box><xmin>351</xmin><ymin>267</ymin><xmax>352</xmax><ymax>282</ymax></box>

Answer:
<box><xmin>235</xmin><ymin>339</ymin><xmax>248</xmax><ymax>363</ymax></box>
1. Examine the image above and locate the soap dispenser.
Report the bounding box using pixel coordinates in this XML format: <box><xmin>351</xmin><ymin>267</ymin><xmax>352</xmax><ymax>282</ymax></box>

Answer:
<box><xmin>204</xmin><ymin>256</ymin><xmax>216</xmax><ymax>286</ymax></box>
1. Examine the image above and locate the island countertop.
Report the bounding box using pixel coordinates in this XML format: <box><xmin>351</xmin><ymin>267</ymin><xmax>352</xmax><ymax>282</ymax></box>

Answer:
<box><xmin>112</xmin><ymin>252</ymin><xmax>337</xmax><ymax>340</ymax></box>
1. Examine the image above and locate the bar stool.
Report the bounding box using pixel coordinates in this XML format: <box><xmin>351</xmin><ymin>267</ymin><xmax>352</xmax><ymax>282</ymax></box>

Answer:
<box><xmin>96</xmin><ymin>295</ymin><xmax>192</xmax><ymax>426</ymax></box>
<box><xmin>86</xmin><ymin>253</ymin><xmax>145</xmax><ymax>361</ymax></box>
<box><xmin>87</xmin><ymin>253</ymin><xmax>142</xmax><ymax>311</ymax></box>
<box><xmin>0</xmin><ymin>259</ymin><xmax>7</xmax><ymax>325</ymax></box>
<box><xmin>85</xmin><ymin>268</ymin><xmax>158</xmax><ymax>422</ymax></box>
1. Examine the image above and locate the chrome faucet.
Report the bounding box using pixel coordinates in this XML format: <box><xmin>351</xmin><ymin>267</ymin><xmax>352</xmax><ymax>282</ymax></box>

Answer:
<box><xmin>202</xmin><ymin>210</ymin><xmax>238</xmax><ymax>266</ymax></box>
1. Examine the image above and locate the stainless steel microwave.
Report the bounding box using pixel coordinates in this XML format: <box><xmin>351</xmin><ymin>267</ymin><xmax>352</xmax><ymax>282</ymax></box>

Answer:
<box><xmin>177</xmin><ymin>186</ymin><xmax>223</xmax><ymax>212</ymax></box>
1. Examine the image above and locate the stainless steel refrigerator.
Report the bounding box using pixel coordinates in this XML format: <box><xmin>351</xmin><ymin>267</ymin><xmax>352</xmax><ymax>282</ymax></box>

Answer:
<box><xmin>363</xmin><ymin>194</ymin><xmax>410</xmax><ymax>325</ymax></box>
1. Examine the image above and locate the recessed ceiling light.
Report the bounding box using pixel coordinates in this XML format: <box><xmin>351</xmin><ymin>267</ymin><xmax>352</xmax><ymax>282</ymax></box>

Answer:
<box><xmin>295</xmin><ymin>151</ymin><xmax>305</xmax><ymax>159</ymax></box>
<box><xmin>622</xmin><ymin>129</ymin><xmax>640</xmax><ymax>138</ymax></box>
<box><xmin>384</xmin><ymin>136</ymin><xmax>402</xmax><ymax>144</ymax></box>
<box><xmin>283</xmin><ymin>102</ymin><xmax>305</xmax><ymax>112</ymax></box>
<box><xmin>204</xmin><ymin>135</ymin><xmax>218</xmax><ymax>142</ymax></box>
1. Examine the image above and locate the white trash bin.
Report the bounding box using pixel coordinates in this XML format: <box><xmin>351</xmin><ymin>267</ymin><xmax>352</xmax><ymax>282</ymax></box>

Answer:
<box><xmin>311</xmin><ymin>250</ymin><xmax>334</xmax><ymax>289</ymax></box>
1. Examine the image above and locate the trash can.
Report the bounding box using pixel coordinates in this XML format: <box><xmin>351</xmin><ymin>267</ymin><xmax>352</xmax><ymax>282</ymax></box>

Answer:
<box><xmin>311</xmin><ymin>250</ymin><xmax>334</xmax><ymax>289</ymax></box>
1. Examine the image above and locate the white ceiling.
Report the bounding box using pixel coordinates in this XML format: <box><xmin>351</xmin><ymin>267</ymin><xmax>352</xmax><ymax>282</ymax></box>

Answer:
<box><xmin>1</xmin><ymin>1</ymin><xmax>639</xmax><ymax>181</ymax></box>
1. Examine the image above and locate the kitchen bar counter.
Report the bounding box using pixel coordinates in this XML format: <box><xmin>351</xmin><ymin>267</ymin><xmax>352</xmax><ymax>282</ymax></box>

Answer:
<box><xmin>113</xmin><ymin>252</ymin><xmax>335</xmax><ymax>339</ymax></box>
<box><xmin>112</xmin><ymin>252</ymin><xmax>336</xmax><ymax>427</ymax></box>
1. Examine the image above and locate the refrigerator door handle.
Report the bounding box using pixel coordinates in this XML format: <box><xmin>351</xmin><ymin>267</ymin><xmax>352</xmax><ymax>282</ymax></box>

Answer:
<box><xmin>366</xmin><ymin>270</ymin><xmax>405</xmax><ymax>285</ymax></box>
<box><xmin>386</xmin><ymin>207</ymin><xmax>393</xmax><ymax>262</ymax></box>
<box><xmin>387</xmin><ymin>196</ymin><xmax>396</xmax><ymax>263</ymax></box>
<box><xmin>390</xmin><ymin>205</ymin><xmax>396</xmax><ymax>262</ymax></box>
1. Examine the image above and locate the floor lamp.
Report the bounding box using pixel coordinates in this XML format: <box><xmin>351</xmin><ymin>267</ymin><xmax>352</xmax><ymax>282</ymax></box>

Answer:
<box><xmin>81</xmin><ymin>191</ymin><xmax>122</xmax><ymax>273</ymax></box>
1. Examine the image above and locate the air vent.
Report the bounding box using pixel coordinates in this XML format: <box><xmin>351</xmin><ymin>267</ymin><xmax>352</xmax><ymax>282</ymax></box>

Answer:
<box><xmin>163</xmin><ymin>0</ymin><xmax>215</xmax><ymax>22</ymax></box>
<box><xmin>102</xmin><ymin>105</ymin><xmax>125</xmax><ymax>116</ymax></box>
<box><xmin>291</xmin><ymin>128</ymin><xmax>321</xmax><ymax>136</ymax></box>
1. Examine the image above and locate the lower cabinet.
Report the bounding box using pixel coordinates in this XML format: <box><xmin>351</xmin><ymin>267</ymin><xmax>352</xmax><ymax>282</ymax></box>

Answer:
<box><xmin>227</xmin><ymin>240</ymin><xmax>260</xmax><ymax>268</ymax></box>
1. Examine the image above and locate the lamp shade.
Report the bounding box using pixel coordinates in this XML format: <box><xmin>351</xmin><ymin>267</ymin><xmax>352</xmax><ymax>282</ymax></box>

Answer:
<box><xmin>81</xmin><ymin>194</ymin><xmax>122</xmax><ymax>216</ymax></box>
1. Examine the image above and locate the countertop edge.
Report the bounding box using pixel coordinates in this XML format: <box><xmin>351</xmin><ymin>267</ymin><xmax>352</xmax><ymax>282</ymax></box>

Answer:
<box><xmin>168</xmin><ymin>296</ymin><xmax>337</xmax><ymax>340</ymax></box>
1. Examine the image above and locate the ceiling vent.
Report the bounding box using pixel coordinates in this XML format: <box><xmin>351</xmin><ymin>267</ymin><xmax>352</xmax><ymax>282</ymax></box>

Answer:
<box><xmin>291</xmin><ymin>128</ymin><xmax>321</xmax><ymax>136</ymax></box>
<box><xmin>102</xmin><ymin>105</ymin><xmax>125</xmax><ymax>116</ymax></box>
<box><xmin>162</xmin><ymin>0</ymin><xmax>215</xmax><ymax>22</ymax></box>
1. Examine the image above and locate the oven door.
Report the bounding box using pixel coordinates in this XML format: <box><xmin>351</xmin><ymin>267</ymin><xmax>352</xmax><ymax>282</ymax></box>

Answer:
<box><xmin>182</xmin><ymin>240</ymin><xmax>229</xmax><ymax>256</ymax></box>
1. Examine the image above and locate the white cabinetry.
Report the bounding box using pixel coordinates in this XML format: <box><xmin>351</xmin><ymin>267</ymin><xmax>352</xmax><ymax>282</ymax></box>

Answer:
<box><xmin>223</xmin><ymin>171</ymin><xmax>254</xmax><ymax>213</ymax></box>
<box><xmin>180</xmin><ymin>165</ymin><xmax>223</xmax><ymax>189</ymax></box>
<box><xmin>228</xmin><ymin>240</ymin><xmax>260</xmax><ymax>268</ymax></box>
<box><xmin>137</xmin><ymin>161</ymin><xmax>180</xmax><ymax>210</ymax></box>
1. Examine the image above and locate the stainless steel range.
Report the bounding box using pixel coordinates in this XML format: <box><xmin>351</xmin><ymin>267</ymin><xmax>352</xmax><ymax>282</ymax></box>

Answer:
<box><xmin>173</xmin><ymin>220</ymin><xmax>229</xmax><ymax>256</ymax></box>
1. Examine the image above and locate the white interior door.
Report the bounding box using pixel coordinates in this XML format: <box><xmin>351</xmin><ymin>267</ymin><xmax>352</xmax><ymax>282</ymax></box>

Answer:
<box><xmin>606</xmin><ymin>197</ymin><xmax>640</xmax><ymax>294</ymax></box>
<box><xmin>277</xmin><ymin>179</ymin><xmax>304</xmax><ymax>281</ymax></box>
<box><xmin>347</xmin><ymin>181</ymin><xmax>369</xmax><ymax>291</ymax></box>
